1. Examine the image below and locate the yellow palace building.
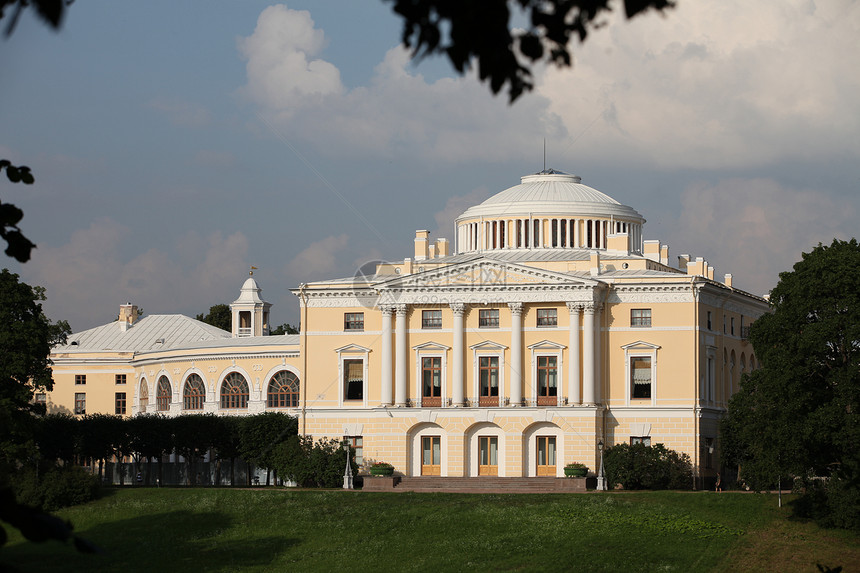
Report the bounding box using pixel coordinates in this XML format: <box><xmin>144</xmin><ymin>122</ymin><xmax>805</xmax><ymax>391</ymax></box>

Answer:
<box><xmin>45</xmin><ymin>169</ymin><xmax>768</xmax><ymax>483</ymax></box>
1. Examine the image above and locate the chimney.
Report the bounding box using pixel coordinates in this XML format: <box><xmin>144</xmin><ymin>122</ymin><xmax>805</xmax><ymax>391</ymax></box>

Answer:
<box><xmin>724</xmin><ymin>273</ymin><xmax>733</xmax><ymax>288</ymax></box>
<box><xmin>119</xmin><ymin>303</ymin><xmax>138</xmax><ymax>332</ymax></box>
<box><xmin>414</xmin><ymin>230</ymin><xmax>429</xmax><ymax>261</ymax></box>
<box><xmin>643</xmin><ymin>240</ymin><xmax>660</xmax><ymax>262</ymax></box>
<box><xmin>707</xmin><ymin>265</ymin><xmax>715</xmax><ymax>280</ymax></box>
<box><xmin>428</xmin><ymin>243</ymin><xmax>437</xmax><ymax>259</ymax></box>
<box><xmin>678</xmin><ymin>254</ymin><xmax>690</xmax><ymax>271</ymax></box>
<box><xmin>590</xmin><ymin>251</ymin><xmax>601</xmax><ymax>276</ymax></box>
<box><xmin>660</xmin><ymin>244</ymin><xmax>669</xmax><ymax>266</ymax></box>
<box><xmin>436</xmin><ymin>238</ymin><xmax>449</xmax><ymax>257</ymax></box>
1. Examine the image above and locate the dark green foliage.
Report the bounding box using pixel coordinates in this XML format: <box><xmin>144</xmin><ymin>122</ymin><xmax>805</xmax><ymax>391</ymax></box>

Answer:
<box><xmin>0</xmin><ymin>160</ymin><xmax>37</xmax><ymax>262</ymax></box>
<box><xmin>604</xmin><ymin>443</ymin><xmax>692</xmax><ymax>490</ymax></box>
<box><xmin>238</xmin><ymin>413</ymin><xmax>298</xmax><ymax>485</ymax></box>
<box><xmin>195</xmin><ymin>304</ymin><xmax>232</xmax><ymax>332</ymax></box>
<box><xmin>0</xmin><ymin>269</ymin><xmax>70</xmax><ymax>469</ymax></box>
<box><xmin>389</xmin><ymin>0</ymin><xmax>673</xmax><ymax>102</ymax></box>
<box><xmin>34</xmin><ymin>414</ymin><xmax>78</xmax><ymax>465</ymax></box>
<box><xmin>273</xmin><ymin>436</ymin><xmax>356</xmax><ymax>488</ymax></box>
<box><xmin>11</xmin><ymin>466</ymin><xmax>99</xmax><ymax>513</ymax></box>
<box><xmin>270</xmin><ymin>323</ymin><xmax>299</xmax><ymax>335</ymax></box>
<box><xmin>793</xmin><ymin>478</ymin><xmax>860</xmax><ymax>531</ymax></box>
<box><xmin>0</xmin><ymin>1</ymin><xmax>67</xmax><ymax>37</ymax></box>
<box><xmin>722</xmin><ymin>239</ymin><xmax>860</xmax><ymax>527</ymax></box>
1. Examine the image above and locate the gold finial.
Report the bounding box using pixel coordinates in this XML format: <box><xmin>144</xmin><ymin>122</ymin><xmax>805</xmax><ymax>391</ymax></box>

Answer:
<box><xmin>250</xmin><ymin>265</ymin><xmax>258</xmax><ymax>276</ymax></box>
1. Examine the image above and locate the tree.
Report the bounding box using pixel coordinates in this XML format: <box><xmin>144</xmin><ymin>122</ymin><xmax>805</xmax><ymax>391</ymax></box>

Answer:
<box><xmin>196</xmin><ymin>304</ymin><xmax>232</xmax><ymax>332</ymax></box>
<box><xmin>722</xmin><ymin>239</ymin><xmax>860</xmax><ymax>527</ymax></box>
<box><xmin>0</xmin><ymin>269</ymin><xmax>70</xmax><ymax>467</ymax></box>
<box><xmin>603</xmin><ymin>442</ymin><xmax>692</xmax><ymax>490</ymax></box>
<box><xmin>390</xmin><ymin>0</ymin><xmax>673</xmax><ymax>102</ymax></box>
<box><xmin>270</xmin><ymin>323</ymin><xmax>299</xmax><ymax>335</ymax></box>
<box><xmin>238</xmin><ymin>413</ymin><xmax>298</xmax><ymax>486</ymax></box>
<box><xmin>0</xmin><ymin>1</ymin><xmax>66</xmax><ymax>37</ymax></box>
<box><xmin>0</xmin><ymin>161</ymin><xmax>37</xmax><ymax>262</ymax></box>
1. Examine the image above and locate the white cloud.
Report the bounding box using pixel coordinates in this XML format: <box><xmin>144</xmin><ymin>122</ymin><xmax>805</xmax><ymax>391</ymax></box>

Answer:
<box><xmin>431</xmin><ymin>185</ymin><xmax>493</xmax><ymax>238</ymax></box>
<box><xmin>22</xmin><ymin>220</ymin><xmax>250</xmax><ymax>330</ymax></box>
<box><xmin>662</xmin><ymin>178</ymin><xmax>857</xmax><ymax>296</ymax></box>
<box><xmin>538</xmin><ymin>0</ymin><xmax>860</xmax><ymax>168</ymax></box>
<box><xmin>238</xmin><ymin>5</ymin><xmax>343</xmax><ymax>112</ymax></box>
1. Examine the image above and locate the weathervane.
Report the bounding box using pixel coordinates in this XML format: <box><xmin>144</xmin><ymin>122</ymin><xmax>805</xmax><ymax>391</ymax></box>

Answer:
<box><xmin>250</xmin><ymin>265</ymin><xmax>258</xmax><ymax>276</ymax></box>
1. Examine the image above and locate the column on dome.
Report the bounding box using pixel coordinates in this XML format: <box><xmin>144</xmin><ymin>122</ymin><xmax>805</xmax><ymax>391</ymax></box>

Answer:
<box><xmin>395</xmin><ymin>304</ymin><xmax>408</xmax><ymax>406</ymax></box>
<box><xmin>582</xmin><ymin>303</ymin><xmax>596</xmax><ymax>404</ymax></box>
<box><xmin>573</xmin><ymin>219</ymin><xmax>579</xmax><ymax>247</ymax></box>
<box><xmin>555</xmin><ymin>219</ymin><xmax>561</xmax><ymax>248</ymax></box>
<box><xmin>380</xmin><ymin>305</ymin><xmax>393</xmax><ymax>405</ymax></box>
<box><xmin>451</xmin><ymin>303</ymin><xmax>465</xmax><ymax>406</ymax></box>
<box><xmin>508</xmin><ymin>302</ymin><xmax>523</xmax><ymax>406</ymax></box>
<box><xmin>566</xmin><ymin>302</ymin><xmax>581</xmax><ymax>405</ymax></box>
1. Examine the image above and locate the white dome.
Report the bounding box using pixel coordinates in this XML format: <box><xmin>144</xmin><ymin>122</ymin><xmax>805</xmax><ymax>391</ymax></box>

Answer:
<box><xmin>456</xmin><ymin>170</ymin><xmax>644</xmax><ymax>222</ymax></box>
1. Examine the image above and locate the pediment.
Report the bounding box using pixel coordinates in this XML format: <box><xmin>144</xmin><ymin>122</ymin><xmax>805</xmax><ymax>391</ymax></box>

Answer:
<box><xmin>469</xmin><ymin>340</ymin><xmax>508</xmax><ymax>351</ymax></box>
<box><xmin>527</xmin><ymin>339</ymin><xmax>567</xmax><ymax>351</ymax></box>
<box><xmin>376</xmin><ymin>258</ymin><xmax>598</xmax><ymax>291</ymax></box>
<box><xmin>620</xmin><ymin>341</ymin><xmax>661</xmax><ymax>351</ymax></box>
<box><xmin>412</xmin><ymin>341</ymin><xmax>451</xmax><ymax>352</ymax></box>
<box><xmin>334</xmin><ymin>344</ymin><xmax>372</xmax><ymax>354</ymax></box>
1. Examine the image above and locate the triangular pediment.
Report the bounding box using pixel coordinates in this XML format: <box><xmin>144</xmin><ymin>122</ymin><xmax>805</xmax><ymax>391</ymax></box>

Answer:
<box><xmin>334</xmin><ymin>344</ymin><xmax>372</xmax><ymax>354</ymax></box>
<box><xmin>376</xmin><ymin>257</ymin><xmax>598</xmax><ymax>291</ymax></box>
<box><xmin>469</xmin><ymin>340</ymin><xmax>508</xmax><ymax>351</ymax></box>
<box><xmin>412</xmin><ymin>341</ymin><xmax>451</xmax><ymax>352</ymax></box>
<box><xmin>527</xmin><ymin>339</ymin><xmax>567</xmax><ymax>351</ymax></box>
<box><xmin>621</xmin><ymin>340</ymin><xmax>661</xmax><ymax>351</ymax></box>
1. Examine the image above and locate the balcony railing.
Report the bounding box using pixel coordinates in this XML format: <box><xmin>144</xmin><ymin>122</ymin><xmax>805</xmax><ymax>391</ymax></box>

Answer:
<box><xmin>237</xmin><ymin>327</ymin><xmax>252</xmax><ymax>337</ymax></box>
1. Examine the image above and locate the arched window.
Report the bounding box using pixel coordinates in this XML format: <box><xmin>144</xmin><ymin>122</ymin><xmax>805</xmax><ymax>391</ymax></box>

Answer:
<box><xmin>139</xmin><ymin>378</ymin><xmax>148</xmax><ymax>413</ymax></box>
<box><xmin>156</xmin><ymin>376</ymin><xmax>171</xmax><ymax>412</ymax></box>
<box><xmin>221</xmin><ymin>372</ymin><xmax>249</xmax><ymax>409</ymax></box>
<box><xmin>267</xmin><ymin>371</ymin><xmax>299</xmax><ymax>408</ymax></box>
<box><xmin>183</xmin><ymin>373</ymin><xmax>206</xmax><ymax>410</ymax></box>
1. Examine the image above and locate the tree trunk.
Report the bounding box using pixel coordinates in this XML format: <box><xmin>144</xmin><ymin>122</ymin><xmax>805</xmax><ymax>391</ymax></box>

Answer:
<box><xmin>98</xmin><ymin>458</ymin><xmax>104</xmax><ymax>483</ymax></box>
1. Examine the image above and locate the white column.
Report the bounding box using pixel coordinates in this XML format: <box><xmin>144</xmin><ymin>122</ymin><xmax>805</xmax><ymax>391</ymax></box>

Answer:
<box><xmin>508</xmin><ymin>302</ymin><xmax>523</xmax><ymax>406</ymax></box>
<box><xmin>451</xmin><ymin>303</ymin><xmax>465</xmax><ymax>406</ymax></box>
<box><xmin>582</xmin><ymin>303</ymin><xmax>596</xmax><ymax>405</ymax></box>
<box><xmin>574</xmin><ymin>219</ymin><xmax>579</xmax><ymax>247</ymax></box>
<box><xmin>395</xmin><ymin>304</ymin><xmax>408</xmax><ymax>406</ymax></box>
<box><xmin>594</xmin><ymin>303</ymin><xmax>602</xmax><ymax>403</ymax></box>
<box><xmin>566</xmin><ymin>303</ymin><xmax>581</xmax><ymax>405</ymax></box>
<box><xmin>380</xmin><ymin>306</ymin><xmax>393</xmax><ymax>405</ymax></box>
<box><xmin>555</xmin><ymin>219</ymin><xmax>561</xmax><ymax>247</ymax></box>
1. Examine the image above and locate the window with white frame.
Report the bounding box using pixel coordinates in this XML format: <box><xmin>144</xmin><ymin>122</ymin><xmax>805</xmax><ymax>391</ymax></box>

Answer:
<box><xmin>156</xmin><ymin>376</ymin><xmax>171</xmax><ymax>411</ymax></box>
<box><xmin>422</xmin><ymin>356</ymin><xmax>442</xmax><ymax>407</ymax></box>
<box><xmin>478</xmin><ymin>308</ymin><xmax>499</xmax><ymax>328</ymax></box>
<box><xmin>344</xmin><ymin>359</ymin><xmax>364</xmax><ymax>401</ymax></box>
<box><xmin>74</xmin><ymin>392</ymin><xmax>86</xmax><ymax>415</ymax></box>
<box><xmin>344</xmin><ymin>436</ymin><xmax>363</xmax><ymax>466</ymax></box>
<box><xmin>421</xmin><ymin>310</ymin><xmax>442</xmax><ymax>329</ymax></box>
<box><xmin>630</xmin><ymin>436</ymin><xmax>651</xmax><ymax>446</ymax></box>
<box><xmin>631</xmin><ymin>356</ymin><xmax>652</xmax><ymax>399</ymax></box>
<box><xmin>536</xmin><ymin>308</ymin><xmax>557</xmax><ymax>327</ymax></box>
<box><xmin>478</xmin><ymin>356</ymin><xmax>500</xmax><ymax>406</ymax></box>
<box><xmin>631</xmin><ymin>309</ymin><xmax>651</xmax><ymax>327</ymax></box>
<box><xmin>344</xmin><ymin>312</ymin><xmax>364</xmax><ymax>331</ymax></box>
<box><xmin>536</xmin><ymin>356</ymin><xmax>558</xmax><ymax>405</ymax></box>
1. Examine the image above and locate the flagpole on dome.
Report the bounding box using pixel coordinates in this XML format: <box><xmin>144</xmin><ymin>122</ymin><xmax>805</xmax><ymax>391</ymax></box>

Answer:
<box><xmin>250</xmin><ymin>265</ymin><xmax>258</xmax><ymax>276</ymax></box>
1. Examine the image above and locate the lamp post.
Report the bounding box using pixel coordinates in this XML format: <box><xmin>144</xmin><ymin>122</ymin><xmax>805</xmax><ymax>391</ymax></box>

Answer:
<box><xmin>596</xmin><ymin>439</ymin><xmax>607</xmax><ymax>491</ymax></box>
<box><xmin>342</xmin><ymin>439</ymin><xmax>354</xmax><ymax>490</ymax></box>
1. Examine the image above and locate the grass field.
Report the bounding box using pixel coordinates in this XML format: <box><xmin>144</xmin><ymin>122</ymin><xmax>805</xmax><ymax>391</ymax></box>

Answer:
<box><xmin>3</xmin><ymin>488</ymin><xmax>858</xmax><ymax>572</ymax></box>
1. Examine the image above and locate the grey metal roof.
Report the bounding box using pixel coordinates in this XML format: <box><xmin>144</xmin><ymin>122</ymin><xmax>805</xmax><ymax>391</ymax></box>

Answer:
<box><xmin>137</xmin><ymin>334</ymin><xmax>300</xmax><ymax>356</ymax></box>
<box><xmin>55</xmin><ymin>315</ymin><xmax>232</xmax><ymax>352</ymax></box>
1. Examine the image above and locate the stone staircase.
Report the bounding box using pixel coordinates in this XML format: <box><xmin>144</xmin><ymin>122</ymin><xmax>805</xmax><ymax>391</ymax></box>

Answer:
<box><xmin>363</xmin><ymin>476</ymin><xmax>588</xmax><ymax>493</ymax></box>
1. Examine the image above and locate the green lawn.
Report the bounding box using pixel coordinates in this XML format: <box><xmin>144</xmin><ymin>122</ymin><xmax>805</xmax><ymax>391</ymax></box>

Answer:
<box><xmin>3</xmin><ymin>488</ymin><xmax>857</xmax><ymax>572</ymax></box>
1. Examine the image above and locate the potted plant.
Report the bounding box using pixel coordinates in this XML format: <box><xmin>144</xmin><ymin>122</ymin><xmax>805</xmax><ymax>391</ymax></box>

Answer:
<box><xmin>564</xmin><ymin>462</ymin><xmax>588</xmax><ymax>477</ymax></box>
<box><xmin>370</xmin><ymin>462</ymin><xmax>395</xmax><ymax>476</ymax></box>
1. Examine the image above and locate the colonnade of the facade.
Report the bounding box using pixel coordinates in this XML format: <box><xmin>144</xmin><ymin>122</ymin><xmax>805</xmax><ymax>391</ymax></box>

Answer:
<box><xmin>457</xmin><ymin>217</ymin><xmax>642</xmax><ymax>253</ymax></box>
<box><xmin>377</xmin><ymin>301</ymin><xmax>602</xmax><ymax>407</ymax></box>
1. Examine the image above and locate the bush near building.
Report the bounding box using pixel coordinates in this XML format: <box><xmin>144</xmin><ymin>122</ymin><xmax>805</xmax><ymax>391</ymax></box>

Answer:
<box><xmin>604</xmin><ymin>442</ymin><xmax>693</xmax><ymax>490</ymax></box>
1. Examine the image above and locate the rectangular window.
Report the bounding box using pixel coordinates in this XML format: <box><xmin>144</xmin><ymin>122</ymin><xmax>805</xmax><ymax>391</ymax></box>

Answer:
<box><xmin>421</xmin><ymin>309</ymin><xmax>442</xmax><ymax>329</ymax></box>
<box><xmin>705</xmin><ymin>437</ymin><xmax>714</xmax><ymax>469</ymax></box>
<box><xmin>723</xmin><ymin>315</ymin><xmax>727</xmax><ymax>333</ymax></box>
<box><xmin>35</xmin><ymin>393</ymin><xmax>46</xmax><ymax>405</ymax></box>
<box><xmin>630</xmin><ymin>436</ymin><xmax>652</xmax><ymax>446</ymax></box>
<box><xmin>537</xmin><ymin>356</ymin><xmax>558</xmax><ymax>405</ymax></box>
<box><xmin>422</xmin><ymin>357</ymin><xmax>442</xmax><ymax>407</ymax></box>
<box><xmin>115</xmin><ymin>392</ymin><xmax>127</xmax><ymax>415</ymax></box>
<box><xmin>731</xmin><ymin>317</ymin><xmax>735</xmax><ymax>335</ymax></box>
<box><xmin>631</xmin><ymin>356</ymin><xmax>652</xmax><ymax>399</ymax></box>
<box><xmin>75</xmin><ymin>374</ymin><xmax>86</xmax><ymax>385</ymax></box>
<box><xmin>707</xmin><ymin>311</ymin><xmax>712</xmax><ymax>330</ymax></box>
<box><xmin>115</xmin><ymin>374</ymin><xmax>126</xmax><ymax>385</ymax></box>
<box><xmin>479</xmin><ymin>356</ymin><xmax>499</xmax><ymax>406</ymax></box>
<box><xmin>344</xmin><ymin>313</ymin><xmax>364</xmax><ymax>331</ymax></box>
<box><xmin>344</xmin><ymin>436</ymin><xmax>363</xmax><ymax>466</ymax></box>
<box><xmin>631</xmin><ymin>309</ymin><xmax>651</xmax><ymax>327</ymax></box>
<box><xmin>344</xmin><ymin>359</ymin><xmax>364</xmax><ymax>400</ymax></box>
<box><xmin>478</xmin><ymin>309</ymin><xmax>499</xmax><ymax>328</ymax></box>
<box><xmin>74</xmin><ymin>393</ymin><xmax>86</xmax><ymax>415</ymax></box>
<box><xmin>536</xmin><ymin>308</ymin><xmax>557</xmax><ymax>327</ymax></box>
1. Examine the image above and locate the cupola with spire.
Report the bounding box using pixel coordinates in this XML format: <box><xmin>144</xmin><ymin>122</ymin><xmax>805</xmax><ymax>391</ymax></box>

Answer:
<box><xmin>230</xmin><ymin>269</ymin><xmax>271</xmax><ymax>337</ymax></box>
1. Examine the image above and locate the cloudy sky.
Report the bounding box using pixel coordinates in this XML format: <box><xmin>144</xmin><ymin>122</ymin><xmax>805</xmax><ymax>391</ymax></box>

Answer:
<box><xmin>2</xmin><ymin>1</ymin><xmax>858</xmax><ymax>332</ymax></box>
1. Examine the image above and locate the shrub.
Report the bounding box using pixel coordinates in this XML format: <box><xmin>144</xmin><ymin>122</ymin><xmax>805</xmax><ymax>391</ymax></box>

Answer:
<box><xmin>792</xmin><ymin>478</ymin><xmax>860</xmax><ymax>530</ymax></box>
<box><xmin>11</xmin><ymin>465</ymin><xmax>99</xmax><ymax>512</ymax></box>
<box><xmin>273</xmin><ymin>436</ymin><xmax>357</xmax><ymax>488</ymax></box>
<box><xmin>604</xmin><ymin>443</ymin><xmax>692</xmax><ymax>490</ymax></box>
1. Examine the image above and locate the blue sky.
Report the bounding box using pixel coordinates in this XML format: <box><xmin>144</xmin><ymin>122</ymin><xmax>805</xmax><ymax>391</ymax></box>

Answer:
<box><xmin>2</xmin><ymin>1</ymin><xmax>858</xmax><ymax>332</ymax></box>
